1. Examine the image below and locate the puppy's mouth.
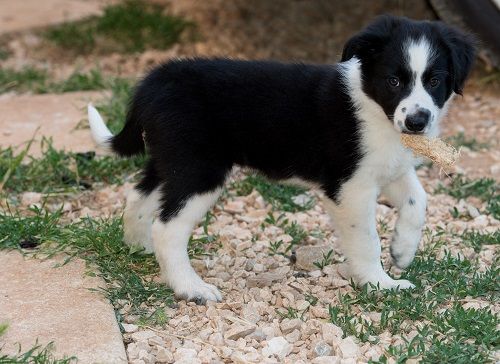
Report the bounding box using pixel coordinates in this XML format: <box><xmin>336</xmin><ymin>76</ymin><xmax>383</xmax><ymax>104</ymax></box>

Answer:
<box><xmin>401</xmin><ymin>129</ymin><xmax>426</xmax><ymax>135</ymax></box>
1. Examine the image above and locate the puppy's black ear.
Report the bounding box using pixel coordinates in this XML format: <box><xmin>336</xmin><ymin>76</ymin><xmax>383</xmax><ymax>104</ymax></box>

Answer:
<box><xmin>341</xmin><ymin>15</ymin><xmax>398</xmax><ymax>62</ymax></box>
<box><xmin>438</xmin><ymin>23</ymin><xmax>477</xmax><ymax>95</ymax></box>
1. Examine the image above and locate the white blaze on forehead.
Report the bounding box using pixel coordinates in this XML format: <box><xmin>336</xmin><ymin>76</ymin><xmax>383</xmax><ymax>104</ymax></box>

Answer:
<box><xmin>393</xmin><ymin>37</ymin><xmax>440</xmax><ymax>136</ymax></box>
<box><xmin>406</xmin><ymin>37</ymin><xmax>434</xmax><ymax>76</ymax></box>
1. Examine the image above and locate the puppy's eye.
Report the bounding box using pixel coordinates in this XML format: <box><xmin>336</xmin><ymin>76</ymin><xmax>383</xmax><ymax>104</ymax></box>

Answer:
<box><xmin>387</xmin><ymin>77</ymin><xmax>400</xmax><ymax>87</ymax></box>
<box><xmin>430</xmin><ymin>78</ymin><xmax>440</xmax><ymax>88</ymax></box>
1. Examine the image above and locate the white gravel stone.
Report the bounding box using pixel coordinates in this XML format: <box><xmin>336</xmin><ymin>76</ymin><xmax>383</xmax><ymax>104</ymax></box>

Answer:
<box><xmin>280</xmin><ymin>318</ymin><xmax>302</xmax><ymax>334</ymax></box>
<box><xmin>262</xmin><ymin>336</ymin><xmax>293</xmax><ymax>360</ymax></box>
<box><xmin>313</xmin><ymin>340</ymin><xmax>332</xmax><ymax>357</ymax></box>
<box><xmin>295</xmin><ymin>245</ymin><xmax>333</xmax><ymax>271</ymax></box>
<box><xmin>321</xmin><ymin>323</ymin><xmax>343</xmax><ymax>344</ymax></box>
<box><xmin>122</xmin><ymin>323</ymin><xmax>138</xmax><ymax>333</ymax></box>
<box><xmin>131</xmin><ymin>330</ymin><xmax>157</xmax><ymax>342</ymax></box>
<box><xmin>21</xmin><ymin>191</ymin><xmax>42</xmax><ymax>206</ymax></box>
<box><xmin>224</xmin><ymin>324</ymin><xmax>256</xmax><ymax>340</ymax></box>
<box><xmin>155</xmin><ymin>346</ymin><xmax>173</xmax><ymax>363</ymax></box>
<box><xmin>311</xmin><ymin>356</ymin><xmax>341</xmax><ymax>364</ymax></box>
<box><xmin>337</xmin><ymin>337</ymin><xmax>360</xmax><ymax>358</ymax></box>
<box><xmin>174</xmin><ymin>348</ymin><xmax>198</xmax><ymax>362</ymax></box>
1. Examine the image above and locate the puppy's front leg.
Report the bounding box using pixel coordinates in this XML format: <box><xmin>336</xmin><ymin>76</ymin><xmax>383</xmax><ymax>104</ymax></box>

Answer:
<box><xmin>323</xmin><ymin>181</ymin><xmax>414</xmax><ymax>290</ymax></box>
<box><xmin>382</xmin><ymin>169</ymin><xmax>426</xmax><ymax>269</ymax></box>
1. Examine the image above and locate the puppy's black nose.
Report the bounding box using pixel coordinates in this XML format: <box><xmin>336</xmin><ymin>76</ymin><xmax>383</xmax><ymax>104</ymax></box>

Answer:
<box><xmin>405</xmin><ymin>108</ymin><xmax>430</xmax><ymax>133</ymax></box>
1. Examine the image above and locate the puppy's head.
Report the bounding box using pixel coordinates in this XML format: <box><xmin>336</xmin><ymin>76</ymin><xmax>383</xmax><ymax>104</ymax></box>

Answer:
<box><xmin>342</xmin><ymin>15</ymin><xmax>476</xmax><ymax>135</ymax></box>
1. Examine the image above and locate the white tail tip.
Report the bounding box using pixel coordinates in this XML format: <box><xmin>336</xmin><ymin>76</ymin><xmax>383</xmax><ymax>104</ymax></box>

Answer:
<box><xmin>88</xmin><ymin>103</ymin><xmax>113</xmax><ymax>151</ymax></box>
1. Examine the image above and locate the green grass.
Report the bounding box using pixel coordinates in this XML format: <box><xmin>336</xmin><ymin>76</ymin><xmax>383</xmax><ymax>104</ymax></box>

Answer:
<box><xmin>460</xmin><ymin>230</ymin><xmax>500</xmax><ymax>253</ymax></box>
<box><xmin>327</xmin><ymin>232</ymin><xmax>499</xmax><ymax>363</ymax></box>
<box><xmin>0</xmin><ymin>67</ymin><xmax>110</xmax><ymax>94</ymax></box>
<box><xmin>0</xmin><ymin>139</ymin><xmax>144</xmax><ymax>194</ymax></box>
<box><xmin>446</xmin><ymin>132</ymin><xmax>489</xmax><ymax>151</ymax></box>
<box><xmin>0</xmin><ymin>342</ymin><xmax>75</xmax><ymax>363</ymax></box>
<box><xmin>436</xmin><ymin>175</ymin><xmax>499</xmax><ymax>219</ymax></box>
<box><xmin>233</xmin><ymin>174</ymin><xmax>314</xmax><ymax>212</ymax></box>
<box><xmin>0</xmin><ymin>206</ymin><xmax>174</xmax><ymax>321</ymax></box>
<box><xmin>45</xmin><ymin>0</ymin><xmax>192</xmax><ymax>54</ymax></box>
<box><xmin>0</xmin><ymin>323</ymin><xmax>7</xmax><ymax>336</ymax></box>
<box><xmin>188</xmin><ymin>212</ymin><xmax>220</xmax><ymax>259</ymax></box>
<box><xmin>264</xmin><ymin>212</ymin><xmax>309</xmax><ymax>256</ymax></box>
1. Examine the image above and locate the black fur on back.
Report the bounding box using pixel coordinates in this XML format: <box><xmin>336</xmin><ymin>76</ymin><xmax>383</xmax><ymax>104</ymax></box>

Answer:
<box><xmin>112</xmin><ymin>58</ymin><xmax>363</xmax><ymax>220</ymax></box>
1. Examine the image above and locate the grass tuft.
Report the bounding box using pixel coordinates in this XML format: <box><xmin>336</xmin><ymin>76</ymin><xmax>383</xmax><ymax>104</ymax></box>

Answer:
<box><xmin>0</xmin><ymin>342</ymin><xmax>76</xmax><ymax>363</ymax></box>
<box><xmin>0</xmin><ymin>67</ymin><xmax>110</xmax><ymax>94</ymax></box>
<box><xmin>233</xmin><ymin>174</ymin><xmax>314</xmax><ymax>212</ymax></box>
<box><xmin>0</xmin><ymin>138</ymin><xmax>144</xmax><ymax>194</ymax></box>
<box><xmin>446</xmin><ymin>132</ymin><xmax>489</xmax><ymax>151</ymax></box>
<box><xmin>329</xmin><ymin>231</ymin><xmax>499</xmax><ymax>363</ymax></box>
<box><xmin>436</xmin><ymin>175</ymin><xmax>499</xmax><ymax>219</ymax></box>
<box><xmin>45</xmin><ymin>0</ymin><xmax>192</xmax><ymax>54</ymax></box>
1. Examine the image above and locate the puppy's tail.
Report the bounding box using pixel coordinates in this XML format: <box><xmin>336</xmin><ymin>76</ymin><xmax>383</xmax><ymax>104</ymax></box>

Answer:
<box><xmin>87</xmin><ymin>104</ymin><xmax>145</xmax><ymax>157</ymax></box>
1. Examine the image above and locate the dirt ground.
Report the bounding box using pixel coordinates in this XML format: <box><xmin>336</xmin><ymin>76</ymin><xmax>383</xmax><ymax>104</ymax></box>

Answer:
<box><xmin>0</xmin><ymin>1</ymin><xmax>498</xmax><ymax>363</ymax></box>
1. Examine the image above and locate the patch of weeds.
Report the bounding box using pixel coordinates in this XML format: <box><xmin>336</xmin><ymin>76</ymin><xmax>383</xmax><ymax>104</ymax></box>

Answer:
<box><xmin>264</xmin><ymin>213</ymin><xmax>308</xmax><ymax>255</ymax></box>
<box><xmin>233</xmin><ymin>174</ymin><xmax>314</xmax><ymax>212</ymax></box>
<box><xmin>0</xmin><ymin>138</ymin><xmax>144</xmax><ymax>194</ymax></box>
<box><xmin>188</xmin><ymin>211</ymin><xmax>220</xmax><ymax>259</ymax></box>
<box><xmin>0</xmin><ymin>45</ymin><xmax>10</xmax><ymax>60</ymax></box>
<box><xmin>446</xmin><ymin>132</ymin><xmax>489</xmax><ymax>151</ymax></box>
<box><xmin>276</xmin><ymin>307</ymin><xmax>301</xmax><ymax>320</ymax></box>
<box><xmin>0</xmin><ymin>323</ymin><xmax>7</xmax><ymax>336</ymax></box>
<box><xmin>460</xmin><ymin>230</ymin><xmax>499</xmax><ymax>253</ymax></box>
<box><xmin>0</xmin><ymin>67</ymin><xmax>112</xmax><ymax>94</ymax></box>
<box><xmin>95</xmin><ymin>78</ymin><xmax>134</xmax><ymax>133</ymax></box>
<box><xmin>45</xmin><ymin>0</ymin><xmax>192</xmax><ymax>54</ymax></box>
<box><xmin>330</xmin><ymin>231</ymin><xmax>499</xmax><ymax>363</ymax></box>
<box><xmin>0</xmin><ymin>67</ymin><xmax>48</xmax><ymax>93</ymax></box>
<box><xmin>50</xmin><ymin>69</ymin><xmax>107</xmax><ymax>93</ymax></box>
<box><xmin>449</xmin><ymin>206</ymin><xmax>470</xmax><ymax>220</ymax></box>
<box><xmin>0</xmin><ymin>342</ymin><xmax>76</xmax><ymax>363</ymax></box>
<box><xmin>0</xmin><ymin>205</ymin><xmax>63</xmax><ymax>250</ymax></box>
<box><xmin>63</xmin><ymin>217</ymin><xmax>174</xmax><ymax>317</ymax></box>
<box><xmin>436</xmin><ymin>175</ymin><xmax>499</xmax><ymax>219</ymax></box>
<box><xmin>313</xmin><ymin>249</ymin><xmax>335</xmax><ymax>269</ymax></box>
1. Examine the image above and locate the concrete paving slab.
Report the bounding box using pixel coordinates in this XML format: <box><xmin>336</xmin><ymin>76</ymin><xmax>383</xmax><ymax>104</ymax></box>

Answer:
<box><xmin>0</xmin><ymin>251</ymin><xmax>127</xmax><ymax>363</ymax></box>
<box><xmin>0</xmin><ymin>0</ymin><xmax>107</xmax><ymax>35</ymax></box>
<box><xmin>0</xmin><ymin>91</ymin><xmax>106</xmax><ymax>156</ymax></box>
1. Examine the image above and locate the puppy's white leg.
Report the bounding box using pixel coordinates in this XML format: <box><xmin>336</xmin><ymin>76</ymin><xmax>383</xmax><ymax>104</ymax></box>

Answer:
<box><xmin>123</xmin><ymin>188</ymin><xmax>161</xmax><ymax>253</ymax></box>
<box><xmin>323</xmin><ymin>180</ymin><xmax>414</xmax><ymax>290</ymax></box>
<box><xmin>382</xmin><ymin>169</ymin><xmax>426</xmax><ymax>268</ymax></box>
<box><xmin>153</xmin><ymin>189</ymin><xmax>222</xmax><ymax>304</ymax></box>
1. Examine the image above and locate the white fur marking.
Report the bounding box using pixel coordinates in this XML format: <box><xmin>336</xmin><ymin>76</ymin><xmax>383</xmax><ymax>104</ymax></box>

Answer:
<box><xmin>88</xmin><ymin>104</ymin><xmax>113</xmax><ymax>151</ymax></box>
<box><xmin>394</xmin><ymin>39</ymin><xmax>439</xmax><ymax>135</ymax></box>
<box><xmin>123</xmin><ymin>187</ymin><xmax>162</xmax><ymax>253</ymax></box>
<box><xmin>153</xmin><ymin>189</ymin><xmax>223</xmax><ymax>302</ymax></box>
<box><xmin>329</xmin><ymin>59</ymin><xmax>418</xmax><ymax>289</ymax></box>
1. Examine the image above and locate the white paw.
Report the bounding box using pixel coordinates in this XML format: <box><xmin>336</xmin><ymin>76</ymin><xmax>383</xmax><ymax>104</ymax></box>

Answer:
<box><xmin>171</xmin><ymin>277</ymin><xmax>222</xmax><ymax>304</ymax></box>
<box><xmin>369</xmin><ymin>278</ymin><xmax>415</xmax><ymax>291</ymax></box>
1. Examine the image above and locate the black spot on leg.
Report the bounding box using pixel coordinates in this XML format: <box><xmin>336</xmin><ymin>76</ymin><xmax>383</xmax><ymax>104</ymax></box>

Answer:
<box><xmin>402</xmin><ymin>107</ymin><xmax>406</xmax><ymax>113</ymax></box>
<box><xmin>350</xmin><ymin>224</ymin><xmax>356</xmax><ymax>228</ymax></box>
<box><xmin>408</xmin><ymin>198</ymin><xmax>415</xmax><ymax>206</ymax></box>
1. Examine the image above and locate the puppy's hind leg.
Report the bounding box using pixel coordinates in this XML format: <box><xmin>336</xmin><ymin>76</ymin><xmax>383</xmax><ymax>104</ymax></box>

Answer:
<box><xmin>123</xmin><ymin>161</ymin><xmax>161</xmax><ymax>253</ymax></box>
<box><xmin>153</xmin><ymin>187</ymin><xmax>223</xmax><ymax>304</ymax></box>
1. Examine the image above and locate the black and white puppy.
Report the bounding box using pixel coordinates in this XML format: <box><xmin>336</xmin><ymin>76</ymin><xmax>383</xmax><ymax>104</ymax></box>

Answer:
<box><xmin>88</xmin><ymin>15</ymin><xmax>475</xmax><ymax>303</ymax></box>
